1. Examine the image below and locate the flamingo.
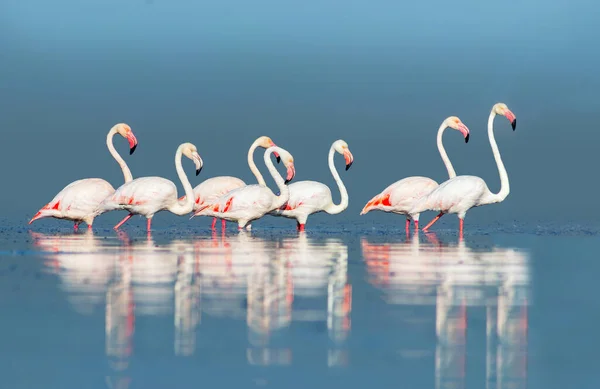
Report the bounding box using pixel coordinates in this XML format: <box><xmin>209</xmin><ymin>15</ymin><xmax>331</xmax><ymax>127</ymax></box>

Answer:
<box><xmin>360</xmin><ymin>116</ymin><xmax>470</xmax><ymax>233</ymax></box>
<box><xmin>180</xmin><ymin>136</ymin><xmax>280</xmax><ymax>230</ymax></box>
<box><xmin>192</xmin><ymin>146</ymin><xmax>296</xmax><ymax>230</ymax></box>
<box><xmin>97</xmin><ymin>142</ymin><xmax>203</xmax><ymax>232</ymax></box>
<box><xmin>29</xmin><ymin>123</ymin><xmax>138</xmax><ymax>230</ymax></box>
<box><xmin>411</xmin><ymin>103</ymin><xmax>517</xmax><ymax>238</ymax></box>
<box><xmin>269</xmin><ymin>140</ymin><xmax>354</xmax><ymax>231</ymax></box>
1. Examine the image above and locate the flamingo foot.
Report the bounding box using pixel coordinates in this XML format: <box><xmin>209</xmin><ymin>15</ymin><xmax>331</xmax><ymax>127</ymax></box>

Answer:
<box><xmin>211</xmin><ymin>218</ymin><xmax>217</xmax><ymax>230</ymax></box>
<box><xmin>114</xmin><ymin>213</ymin><xmax>133</xmax><ymax>230</ymax></box>
<box><xmin>147</xmin><ymin>218</ymin><xmax>152</xmax><ymax>232</ymax></box>
<box><xmin>422</xmin><ymin>212</ymin><xmax>444</xmax><ymax>232</ymax></box>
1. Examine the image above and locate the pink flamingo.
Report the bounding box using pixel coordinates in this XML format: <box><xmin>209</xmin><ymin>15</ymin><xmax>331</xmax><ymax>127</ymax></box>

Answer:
<box><xmin>411</xmin><ymin>103</ymin><xmax>517</xmax><ymax>238</ymax></box>
<box><xmin>192</xmin><ymin>146</ymin><xmax>295</xmax><ymax>230</ymax></box>
<box><xmin>360</xmin><ymin>116</ymin><xmax>470</xmax><ymax>233</ymax></box>
<box><xmin>180</xmin><ymin>136</ymin><xmax>280</xmax><ymax>230</ymax></box>
<box><xmin>29</xmin><ymin>123</ymin><xmax>138</xmax><ymax>230</ymax></box>
<box><xmin>97</xmin><ymin>143</ymin><xmax>203</xmax><ymax>232</ymax></box>
<box><xmin>269</xmin><ymin>140</ymin><xmax>354</xmax><ymax>231</ymax></box>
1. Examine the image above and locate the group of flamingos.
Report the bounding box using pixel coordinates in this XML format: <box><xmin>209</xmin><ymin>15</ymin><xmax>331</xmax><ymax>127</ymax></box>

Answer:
<box><xmin>29</xmin><ymin>103</ymin><xmax>516</xmax><ymax>237</ymax></box>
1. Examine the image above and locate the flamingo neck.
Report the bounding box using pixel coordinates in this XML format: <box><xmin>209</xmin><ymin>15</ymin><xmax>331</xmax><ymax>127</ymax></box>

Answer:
<box><xmin>248</xmin><ymin>139</ymin><xmax>266</xmax><ymax>186</ymax></box>
<box><xmin>436</xmin><ymin>122</ymin><xmax>456</xmax><ymax>179</ymax></box>
<box><xmin>264</xmin><ymin>147</ymin><xmax>289</xmax><ymax>210</ymax></box>
<box><xmin>168</xmin><ymin>146</ymin><xmax>195</xmax><ymax>215</ymax></box>
<box><xmin>483</xmin><ymin>110</ymin><xmax>510</xmax><ymax>204</ymax></box>
<box><xmin>325</xmin><ymin>146</ymin><xmax>348</xmax><ymax>215</ymax></box>
<box><xmin>107</xmin><ymin>129</ymin><xmax>133</xmax><ymax>183</ymax></box>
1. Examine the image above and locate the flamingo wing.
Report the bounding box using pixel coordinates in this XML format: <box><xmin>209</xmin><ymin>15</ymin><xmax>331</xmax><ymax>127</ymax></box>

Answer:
<box><xmin>100</xmin><ymin>177</ymin><xmax>177</xmax><ymax>213</ymax></box>
<box><xmin>411</xmin><ymin>175</ymin><xmax>488</xmax><ymax>214</ymax></box>
<box><xmin>279</xmin><ymin>181</ymin><xmax>331</xmax><ymax>211</ymax></box>
<box><xmin>362</xmin><ymin>176</ymin><xmax>437</xmax><ymax>214</ymax></box>
<box><xmin>183</xmin><ymin>176</ymin><xmax>246</xmax><ymax>206</ymax></box>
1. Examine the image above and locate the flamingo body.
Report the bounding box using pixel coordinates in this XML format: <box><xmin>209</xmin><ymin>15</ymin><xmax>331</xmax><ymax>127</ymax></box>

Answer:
<box><xmin>99</xmin><ymin>177</ymin><xmax>180</xmax><ymax>218</ymax></box>
<box><xmin>30</xmin><ymin>178</ymin><xmax>115</xmax><ymax>226</ymax></box>
<box><xmin>272</xmin><ymin>181</ymin><xmax>334</xmax><ymax>226</ymax></box>
<box><xmin>180</xmin><ymin>176</ymin><xmax>245</xmax><ymax>211</ymax></box>
<box><xmin>360</xmin><ymin>176</ymin><xmax>438</xmax><ymax>220</ymax></box>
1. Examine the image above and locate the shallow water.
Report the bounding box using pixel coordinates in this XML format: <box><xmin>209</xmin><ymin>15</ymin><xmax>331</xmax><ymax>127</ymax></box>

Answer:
<box><xmin>1</xmin><ymin>221</ymin><xmax>599</xmax><ymax>389</ymax></box>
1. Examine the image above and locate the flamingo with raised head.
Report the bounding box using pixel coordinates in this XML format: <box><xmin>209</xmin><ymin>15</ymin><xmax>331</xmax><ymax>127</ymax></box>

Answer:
<box><xmin>410</xmin><ymin>103</ymin><xmax>517</xmax><ymax>238</ymax></box>
<box><xmin>270</xmin><ymin>140</ymin><xmax>354</xmax><ymax>231</ymax></box>
<box><xmin>29</xmin><ymin>123</ymin><xmax>138</xmax><ymax>230</ymax></box>
<box><xmin>192</xmin><ymin>146</ymin><xmax>296</xmax><ymax>230</ymax></box>
<box><xmin>360</xmin><ymin>116</ymin><xmax>470</xmax><ymax>232</ymax></box>
<box><xmin>181</xmin><ymin>136</ymin><xmax>280</xmax><ymax>230</ymax></box>
<box><xmin>97</xmin><ymin>143</ymin><xmax>203</xmax><ymax>232</ymax></box>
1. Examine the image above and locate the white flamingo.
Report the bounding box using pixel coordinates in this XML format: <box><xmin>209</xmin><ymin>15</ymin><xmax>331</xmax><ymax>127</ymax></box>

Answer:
<box><xmin>411</xmin><ymin>103</ymin><xmax>517</xmax><ymax>238</ymax></box>
<box><xmin>97</xmin><ymin>142</ymin><xmax>203</xmax><ymax>232</ymax></box>
<box><xmin>29</xmin><ymin>123</ymin><xmax>138</xmax><ymax>230</ymax></box>
<box><xmin>180</xmin><ymin>136</ymin><xmax>280</xmax><ymax>230</ymax></box>
<box><xmin>360</xmin><ymin>116</ymin><xmax>470</xmax><ymax>232</ymax></box>
<box><xmin>269</xmin><ymin>140</ymin><xmax>354</xmax><ymax>231</ymax></box>
<box><xmin>192</xmin><ymin>146</ymin><xmax>295</xmax><ymax>230</ymax></box>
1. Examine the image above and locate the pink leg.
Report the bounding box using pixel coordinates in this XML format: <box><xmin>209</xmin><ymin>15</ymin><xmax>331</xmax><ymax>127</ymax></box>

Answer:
<box><xmin>147</xmin><ymin>218</ymin><xmax>152</xmax><ymax>232</ymax></box>
<box><xmin>422</xmin><ymin>212</ymin><xmax>444</xmax><ymax>231</ymax></box>
<box><xmin>114</xmin><ymin>213</ymin><xmax>133</xmax><ymax>230</ymax></box>
<box><xmin>405</xmin><ymin>219</ymin><xmax>410</xmax><ymax>234</ymax></box>
<box><xmin>222</xmin><ymin>219</ymin><xmax>226</xmax><ymax>231</ymax></box>
<box><xmin>73</xmin><ymin>223</ymin><xmax>79</xmax><ymax>231</ymax></box>
<box><xmin>87</xmin><ymin>224</ymin><xmax>92</xmax><ymax>230</ymax></box>
<box><xmin>297</xmin><ymin>222</ymin><xmax>305</xmax><ymax>232</ymax></box>
<box><xmin>414</xmin><ymin>220</ymin><xmax>419</xmax><ymax>230</ymax></box>
<box><xmin>211</xmin><ymin>218</ymin><xmax>217</xmax><ymax>230</ymax></box>
<box><xmin>459</xmin><ymin>218</ymin><xmax>464</xmax><ymax>241</ymax></box>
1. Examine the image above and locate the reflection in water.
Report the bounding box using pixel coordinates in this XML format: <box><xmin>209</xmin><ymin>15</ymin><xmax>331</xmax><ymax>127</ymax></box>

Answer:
<box><xmin>362</xmin><ymin>234</ymin><xmax>530</xmax><ymax>389</ymax></box>
<box><xmin>30</xmin><ymin>229</ymin><xmax>352</xmax><ymax>382</ymax></box>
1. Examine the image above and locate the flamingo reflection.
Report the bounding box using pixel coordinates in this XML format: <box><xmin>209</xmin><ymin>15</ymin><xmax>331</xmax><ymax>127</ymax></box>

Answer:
<box><xmin>362</xmin><ymin>234</ymin><xmax>529</xmax><ymax>389</ymax></box>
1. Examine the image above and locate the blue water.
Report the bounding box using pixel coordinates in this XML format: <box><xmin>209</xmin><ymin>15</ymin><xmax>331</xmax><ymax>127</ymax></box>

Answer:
<box><xmin>2</xmin><ymin>221</ymin><xmax>599</xmax><ymax>389</ymax></box>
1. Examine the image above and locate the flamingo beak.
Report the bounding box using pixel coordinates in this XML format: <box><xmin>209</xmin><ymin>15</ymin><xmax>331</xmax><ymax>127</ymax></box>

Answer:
<box><xmin>458</xmin><ymin>123</ymin><xmax>470</xmax><ymax>143</ymax></box>
<box><xmin>193</xmin><ymin>153</ymin><xmax>203</xmax><ymax>176</ymax></box>
<box><xmin>344</xmin><ymin>150</ymin><xmax>354</xmax><ymax>171</ymax></box>
<box><xmin>273</xmin><ymin>151</ymin><xmax>281</xmax><ymax>164</ymax></box>
<box><xmin>285</xmin><ymin>164</ymin><xmax>296</xmax><ymax>184</ymax></box>
<box><xmin>505</xmin><ymin>110</ymin><xmax>517</xmax><ymax>130</ymax></box>
<box><xmin>127</xmin><ymin>132</ymin><xmax>138</xmax><ymax>155</ymax></box>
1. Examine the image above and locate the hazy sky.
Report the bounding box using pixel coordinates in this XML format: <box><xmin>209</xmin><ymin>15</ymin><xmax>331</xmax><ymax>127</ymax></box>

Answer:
<box><xmin>1</xmin><ymin>0</ymin><xmax>598</xmax><ymax>228</ymax></box>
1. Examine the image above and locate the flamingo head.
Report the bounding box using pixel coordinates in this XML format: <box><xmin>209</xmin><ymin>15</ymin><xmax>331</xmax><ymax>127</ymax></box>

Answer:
<box><xmin>257</xmin><ymin>136</ymin><xmax>280</xmax><ymax>163</ymax></box>
<box><xmin>269</xmin><ymin>146</ymin><xmax>295</xmax><ymax>184</ymax></box>
<box><xmin>333</xmin><ymin>140</ymin><xmax>354</xmax><ymax>171</ymax></box>
<box><xmin>493</xmin><ymin>103</ymin><xmax>517</xmax><ymax>130</ymax></box>
<box><xmin>445</xmin><ymin>116</ymin><xmax>470</xmax><ymax>143</ymax></box>
<box><xmin>114</xmin><ymin>123</ymin><xmax>138</xmax><ymax>154</ymax></box>
<box><xmin>181</xmin><ymin>143</ymin><xmax>204</xmax><ymax>176</ymax></box>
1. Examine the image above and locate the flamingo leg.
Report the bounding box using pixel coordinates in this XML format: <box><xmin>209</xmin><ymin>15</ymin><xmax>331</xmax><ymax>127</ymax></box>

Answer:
<box><xmin>414</xmin><ymin>220</ymin><xmax>419</xmax><ymax>230</ymax></box>
<box><xmin>147</xmin><ymin>218</ymin><xmax>152</xmax><ymax>232</ymax></box>
<box><xmin>422</xmin><ymin>212</ymin><xmax>444</xmax><ymax>231</ymax></box>
<box><xmin>222</xmin><ymin>219</ymin><xmax>226</xmax><ymax>231</ymax></box>
<box><xmin>211</xmin><ymin>218</ymin><xmax>217</xmax><ymax>230</ymax></box>
<box><xmin>87</xmin><ymin>224</ymin><xmax>92</xmax><ymax>230</ymax></box>
<box><xmin>114</xmin><ymin>213</ymin><xmax>133</xmax><ymax>230</ymax></box>
<box><xmin>297</xmin><ymin>222</ymin><xmax>305</xmax><ymax>232</ymax></box>
<box><xmin>459</xmin><ymin>218</ymin><xmax>464</xmax><ymax>240</ymax></box>
<box><xmin>405</xmin><ymin>219</ymin><xmax>410</xmax><ymax>233</ymax></box>
<box><xmin>73</xmin><ymin>223</ymin><xmax>79</xmax><ymax>231</ymax></box>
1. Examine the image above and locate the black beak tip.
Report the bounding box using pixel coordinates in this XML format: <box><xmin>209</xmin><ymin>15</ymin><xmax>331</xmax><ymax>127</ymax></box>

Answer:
<box><xmin>346</xmin><ymin>161</ymin><xmax>353</xmax><ymax>171</ymax></box>
<box><xmin>196</xmin><ymin>168</ymin><xmax>202</xmax><ymax>176</ymax></box>
<box><xmin>130</xmin><ymin>144</ymin><xmax>137</xmax><ymax>155</ymax></box>
<box><xmin>465</xmin><ymin>133</ymin><xmax>470</xmax><ymax>143</ymax></box>
<box><xmin>285</xmin><ymin>179</ymin><xmax>291</xmax><ymax>184</ymax></box>
<box><xmin>276</xmin><ymin>156</ymin><xmax>281</xmax><ymax>164</ymax></box>
<box><xmin>511</xmin><ymin>119</ymin><xmax>516</xmax><ymax>130</ymax></box>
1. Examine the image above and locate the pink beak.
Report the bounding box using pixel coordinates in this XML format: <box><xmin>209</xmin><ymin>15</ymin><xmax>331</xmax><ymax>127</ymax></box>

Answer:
<box><xmin>127</xmin><ymin>132</ymin><xmax>138</xmax><ymax>154</ymax></box>
<box><xmin>504</xmin><ymin>110</ymin><xmax>517</xmax><ymax>130</ymax></box>
<box><xmin>285</xmin><ymin>164</ymin><xmax>295</xmax><ymax>184</ymax></box>
<box><xmin>458</xmin><ymin>123</ymin><xmax>470</xmax><ymax>143</ymax></box>
<box><xmin>344</xmin><ymin>150</ymin><xmax>354</xmax><ymax>170</ymax></box>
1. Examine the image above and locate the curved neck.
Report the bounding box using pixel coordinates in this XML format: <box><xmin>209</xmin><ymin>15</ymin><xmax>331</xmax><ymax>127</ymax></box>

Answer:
<box><xmin>436</xmin><ymin>123</ymin><xmax>456</xmax><ymax>179</ymax></box>
<box><xmin>325</xmin><ymin>146</ymin><xmax>348</xmax><ymax>214</ymax></box>
<box><xmin>107</xmin><ymin>129</ymin><xmax>133</xmax><ymax>183</ymax></box>
<box><xmin>168</xmin><ymin>146</ymin><xmax>195</xmax><ymax>215</ymax></box>
<box><xmin>264</xmin><ymin>148</ymin><xmax>289</xmax><ymax>210</ymax></box>
<box><xmin>484</xmin><ymin>110</ymin><xmax>510</xmax><ymax>204</ymax></box>
<box><xmin>248</xmin><ymin>139</ymin><xmax>266</xmax><ymax>186</ymax></box>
